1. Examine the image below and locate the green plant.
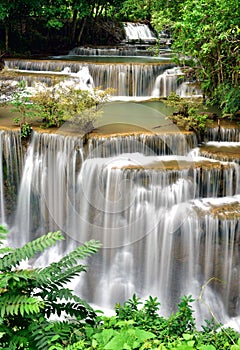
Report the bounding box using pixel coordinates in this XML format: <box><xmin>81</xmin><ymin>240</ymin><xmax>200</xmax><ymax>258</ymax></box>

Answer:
<box><xmin>168</xmin><ymin>295</ymin><xmax>196</xmax><ymax>337</ymax></box>
<box><xmin>0</xmin><ymin>225</ymin><xmax>102</xmax><ymax>349</ymax></box>
<box><xmin>30</xmin><ymin>84</ymin><xmax>111</xmax><ymax>131</ymax></box>
<box><xmin>166</xmin><ymin>92</ymin><xmax>212</xmax><ymax>142</ymax></box>
<box><xmin>11</xmin><ymin>80</ymin><xmax>36</xmax><ymax>136</ymax></box>
<box><xmin>10</xmin><ymin>80</ymin><xmax>111</xmax><ymax>133</ymax></box>
<box><xmin>209</xmin><ymin>84</ymin><xmax>240</xmax><ymax>118</ymax></box>
<box><xmin>115</xmin><ymin>293</ymin><xmax>143</xmax><ymax>321</ymax></box>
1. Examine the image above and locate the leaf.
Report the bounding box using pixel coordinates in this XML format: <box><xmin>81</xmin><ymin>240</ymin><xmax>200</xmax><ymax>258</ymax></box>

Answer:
<box><xmin>50</xmin><ymin>334</ymin><xmax>61</xmax><ymax>342</ymax></box>
<box><xmin>133</xmin><ymin>328</ymin><xmax>156</xmax><ymax>342</ymax></box>
<box><xmin>93</xmin><ymin>329</ymin><xmax>116</xmax><ymax>346</ymax></box>
<box><xmin>0</xmin><ymin>294</ymin><xmax>43</xmax><ymax>317</ymax></box>
<box><xmin>183</xmin><ymin>334</ymin><xmax>193</xmax><ymax>341</ymax></box>
<box><xmin>0</xmin><ymin>231</ymin><xmax>64</xmax><ymax>271</ymax></box>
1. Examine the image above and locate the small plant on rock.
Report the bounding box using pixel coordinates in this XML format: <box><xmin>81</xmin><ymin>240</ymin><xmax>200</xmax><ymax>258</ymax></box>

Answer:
<box><xmin>166</xmin><ymin>92</ymin><xmax>212</xmax><ymax>142</ymax></box>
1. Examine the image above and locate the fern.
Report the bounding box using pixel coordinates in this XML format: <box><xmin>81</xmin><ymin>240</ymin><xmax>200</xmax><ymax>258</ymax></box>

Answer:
<box><xmin>57</xmin><ymin>239</ymin><xmax>102</xmax><ymax>268</ymax></box>
<box><xmin>30</xmin><ymin>319</ymin><xmax>82</xmax><ymax>350</ymax></box>
<box><xmin>43</xmin><ymin>239</ymin><xmax>102</xmax><ymax>272</ymax></box>
<box><xmin>0</xmin><ymin>294</ymin><xmax>44</xmax><ymax>317</ymax></box>
<box><xmin>0</xmin><ymin>230</ymin><xmax>101</xmax><ymax>349</ymax></box>
<box><xmin>0</xmin><ymin>225</ymin><xmax>12</xmax><ymax>255</ymax></box>
<box><xmin>39</xmin><ymin>265</ymin><xmax>86</xmax><ymax>291</ymax></box>
<box><xmin>0</xmin><ymin>231</ymin><xmax>64</xmax><ymax>271</ymax></box>
<box><xmin>0</xmin><ymin>225</ymin><xmax>8</xmax><ymax>243</ymax></box>
<box><xmin>0</xmin><ymin>269</ymin><xmax>36</xmax><ymax>290</ymax></box>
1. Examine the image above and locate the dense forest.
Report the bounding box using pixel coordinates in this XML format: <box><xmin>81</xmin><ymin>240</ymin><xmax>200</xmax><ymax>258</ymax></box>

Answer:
<box><xmin>0</xmin><ymin>0</ymin><xmax>239</xmax><ymax>115</ymax></box>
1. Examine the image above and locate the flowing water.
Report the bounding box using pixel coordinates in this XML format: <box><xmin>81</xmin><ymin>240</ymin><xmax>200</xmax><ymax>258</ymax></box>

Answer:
<box><xmin>1</xmin><ymin>28</ymin><xmax>240</xmax><ymax>329</ymax></box>
<box><xmin>1</xmin><ymin>122</ymin><xmax>240</xmax><ymax>329</ymax></box>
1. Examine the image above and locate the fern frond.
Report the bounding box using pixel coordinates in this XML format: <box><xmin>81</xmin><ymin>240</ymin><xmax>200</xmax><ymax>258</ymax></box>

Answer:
<box><xmin>35</xmin><ymin>239</ymin><xmax>101</xmax><ymax>290</ymax></box>
<box><xmin>56</xmin><ymin>239</ymin><xmax>102</xmax><ymax>270</ymax></box>
<box><xmin>0</xmin><ymin>225</ymin><xmax>8</xmax><ymax>245</ymax></box>
<box><xmin>36</xmin><ymin>264</ymin><xmax>87</xmax><ymax>292</ymax></box>
<box><xmin>0</xmin><ymin>247</ymin><xmax>13</xmax><ymax>255</ymax></box>
<box><xmin>8</xmin><ymin>334</ymin><xmax>29</xmax><ymax>350</ymax></box>
<box><xmin>45</xmin><ymin>300</ymin><xmax>93</xmax><ymax>319</ymax></box>
<box><xmin>0</xmin><ymin>294</ymin><xmax>44</xmax><ymax>317</ymax></box>
<box><xmin>30</xmin><ymin>319</ymin><xmax>76</xmax><ymax>350</ymax></box>
<box><xmin>0</xmin><ymin>231</ymin><xmax>64</xmax><ymax>271</ymax></box>
<box><xmin>44</xmin><ymin>288</ymin><xmax>95</xmax><ymax>313</ymax></box>
<box><xmin>43</xmin><ymin>288</ymin><xmax>81</xmax><ymax>302</ymax></box>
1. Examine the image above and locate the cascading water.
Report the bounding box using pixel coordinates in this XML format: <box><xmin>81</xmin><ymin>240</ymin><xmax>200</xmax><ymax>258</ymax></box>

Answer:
<box><xmin>1</xmin><ymin>40</ymin><xmax>240</xmax><ymax>329</ymax></box>
<box><xmin>5</xmin><ymin>59</ymin><xmax>177</xmax><ymax>97</ymax></box>
<box><xmin>12</xmin><ymin>132</ymin><xmax>84</xmax><ymax>247</ymax></box>
<box><xmin>123</xmin><ymin>22</ymin><xmax>157</xmax><ymax>44</ymax></box>
<box><xmin>1</xmin><ymin>125</ymin><xmax>239</xmax><ymax>328</ymax></box>
<box><xmin>68</xmin><ymin>46</ymin><xmax>157</xmax><ymax>57</ymax></box>
<box><xmin>152</xmin><ymin>67</ymin><xmax>183</xmax><ymax>97</ymax></box>
<box><xmin>0</xmin><ymin>130</ymin><xmax>24</xmax><ymax>226</ymax></box>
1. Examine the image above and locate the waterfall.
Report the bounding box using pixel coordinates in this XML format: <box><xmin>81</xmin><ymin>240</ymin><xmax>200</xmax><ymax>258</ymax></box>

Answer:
<box><xmin>68</xmin><ymin>46</ymin><xmax>156</xmax><ymax>57</ymax></box>
<box><xmin>5</xmin><ymin>59</ymin><xmax>179</xmax><ymax>97</ymax></box>
<box><xmin>0</xmin><ymin>132</ymin><xmax>6</xmax><ymax>223</ymax></box>
<box><xmin>2</xmin><ymin>128</ymin><xmax>239</xmax><ymax>328</ymax></box>
<box><xmin>88</xmin><ymin>133</ymin><xmax>198</xmax><ymax>157</ymax></box>
<box><xmin>123</xmin><ymin>22</ymin><xmax>157</xmax><ymax>43</ymax></box>
<box><xmin>151</xmin><ymin>67</ymin><xmax>184</xmax><ymax>97</ymax></box>
<box><xmin>206</xmin><ymin>127</ymin><xmax>240</xmax><ymax>142</ymax></box>
<box><xmin>176</xmin><ymin>82</ymin><xmax>203</xmax><ymax>98</ymax></box>
<box><xmin>12</xmin><ymin>132</ymin><xmax>84</xmax><ymax>247</ymax></box>
<box><xmin>0</xmin><ymin>130</ymin><xmax>24</xmax><ymax>226</ymax></box>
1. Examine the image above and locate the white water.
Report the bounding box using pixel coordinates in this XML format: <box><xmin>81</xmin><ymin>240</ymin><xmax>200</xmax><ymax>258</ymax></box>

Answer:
<box><xmin>0</xmin><ymin>128</ymin><xmax>238</xmax><ymax>329</ymax></box>
<box><xmin>123</xmin><ymin>22</ymin><xmax>157</xmax><ymax>43</ymax></box>
<box><xmin>5</xmin><ymin>59</ymin><xmax>191</xmax><ymax>98</ymax></box>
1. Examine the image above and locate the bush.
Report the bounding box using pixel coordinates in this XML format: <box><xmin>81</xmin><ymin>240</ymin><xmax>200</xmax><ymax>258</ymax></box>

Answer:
<box><xmin>166</xmin><ymin>92</ymin><xmax>212</xmax><ymax>142</ymax></box>
<box><xmin>0</xmin><ymin>226</ymin><xmax>102</xmax><ymax>349</ymax></box>
<box><xmin>11</xmin><ymin>80</ymin><xmax>111</xmax><ymax>135</ymax></box>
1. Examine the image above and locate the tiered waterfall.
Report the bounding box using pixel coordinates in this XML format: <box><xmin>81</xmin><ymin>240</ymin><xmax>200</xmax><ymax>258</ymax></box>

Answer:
<box><xmin>0</xmin><ymin>127</ymin><xmax>239</xmax><ymax>328</ymax></box>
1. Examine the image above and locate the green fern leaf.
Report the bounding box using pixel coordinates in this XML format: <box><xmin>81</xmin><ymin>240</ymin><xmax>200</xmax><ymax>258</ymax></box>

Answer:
<box><xmin>35</xmin><ymin>240</ymin><xmax>101</xmax><ymax>291</ymax></box>
<box><xmin>0</xmin><ymin>225</ymin><xmax>8</xmax><ymax>244</ymax></box>
<box><xmin>0</xmin><ymin>247</ymin><xmax>13</xmax><ymax>255</ymax></box>
<box><xmin>0</xmin><ymin>231</ymin><xmax>64</xmax><ymax>271</ymax></box>
<box><xmin>0</xmin><ymin>294</ymin><xmax>44</xmax><ymax>317</ymax></box>
<box><xmin>56</xmin><ymin>239</ymin><xmax>102</xmax><ymax>270</ymax></box>
<box><xmin>36</xmin><ymin>265</ymin><xmax>87</xmax><ymax>293</ymax></box>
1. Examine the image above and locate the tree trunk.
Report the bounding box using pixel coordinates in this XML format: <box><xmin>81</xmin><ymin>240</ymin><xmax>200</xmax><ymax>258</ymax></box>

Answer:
<box><xmin>5</xmin><ymin>25</ymin><xmax>9</xmax><ymax>51</ymax></box>
<box><xmin>77</xmin><ymin>17</ymin><xmax>87</xmax><ymax>44</ymax></box>
<box><xmin>71</xmin><ymin>10</ymin><xmax>78</xmax><ymax>43</ymax></box>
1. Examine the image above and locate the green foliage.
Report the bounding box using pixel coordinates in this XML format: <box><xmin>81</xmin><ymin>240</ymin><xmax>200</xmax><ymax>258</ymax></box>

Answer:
<box><xmin>117</xmin><ymin>0</ymin><xmax>151</xmax><ymax>21</ymax></box>
<box><xmin>172</xmin><ymin>0</ymin><xmax>239</xmax><ymax>102</ymax></box>
<box><xmin>83</xmin><ymin>294</ymin><xmax>240</xmax><ymax>349</ymax></box>
<box><xmin>53</xmin><ymin>86</ymin><xmax>111</xmax><ymax>131</ymax></box>
<box><xmin>92</xmin><ymin>326</ymin><xmax>156</xmax><ymax>349</ymax></box>
<box><xmin>11</xmin><ymin>81</ymin><xmax>111</xmax><ymax>132</ymax></box>
<box><xmin>210</xmin><ymin>84</ymin><xmax>240</xmax><ymax>118</ymax></box>
<box><xmin>166</xmin><ymin>92</ymin><xmax>212</xmax><ymax>141</ymax></box>
<box><xmin>0</xmin><ymin>225</ymin><xmax>102</xmax><ymax>349</ymax></box>
<box><xmin>151</xmin><ymin>0</ymin><xmax>240</xmax><ymax>114</ymax></box>
<box><xmin>11</xmin><ymin>81</ymin><xmax>35</xmax><ymax>138</ymax></box>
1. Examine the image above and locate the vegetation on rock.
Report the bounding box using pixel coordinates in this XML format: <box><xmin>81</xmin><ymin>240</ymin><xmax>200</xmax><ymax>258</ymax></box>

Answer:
<box><xmin>11</xmin><ymin>80</ymin><xmax>111</xmax><ymax>137</ymax></box>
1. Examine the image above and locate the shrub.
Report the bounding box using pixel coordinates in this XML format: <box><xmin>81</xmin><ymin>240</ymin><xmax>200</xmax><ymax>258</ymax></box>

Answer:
<box><xmin>0</xmin><ymin>226</ymin><xmax>101</xmax><ymax>349</ymax></box>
